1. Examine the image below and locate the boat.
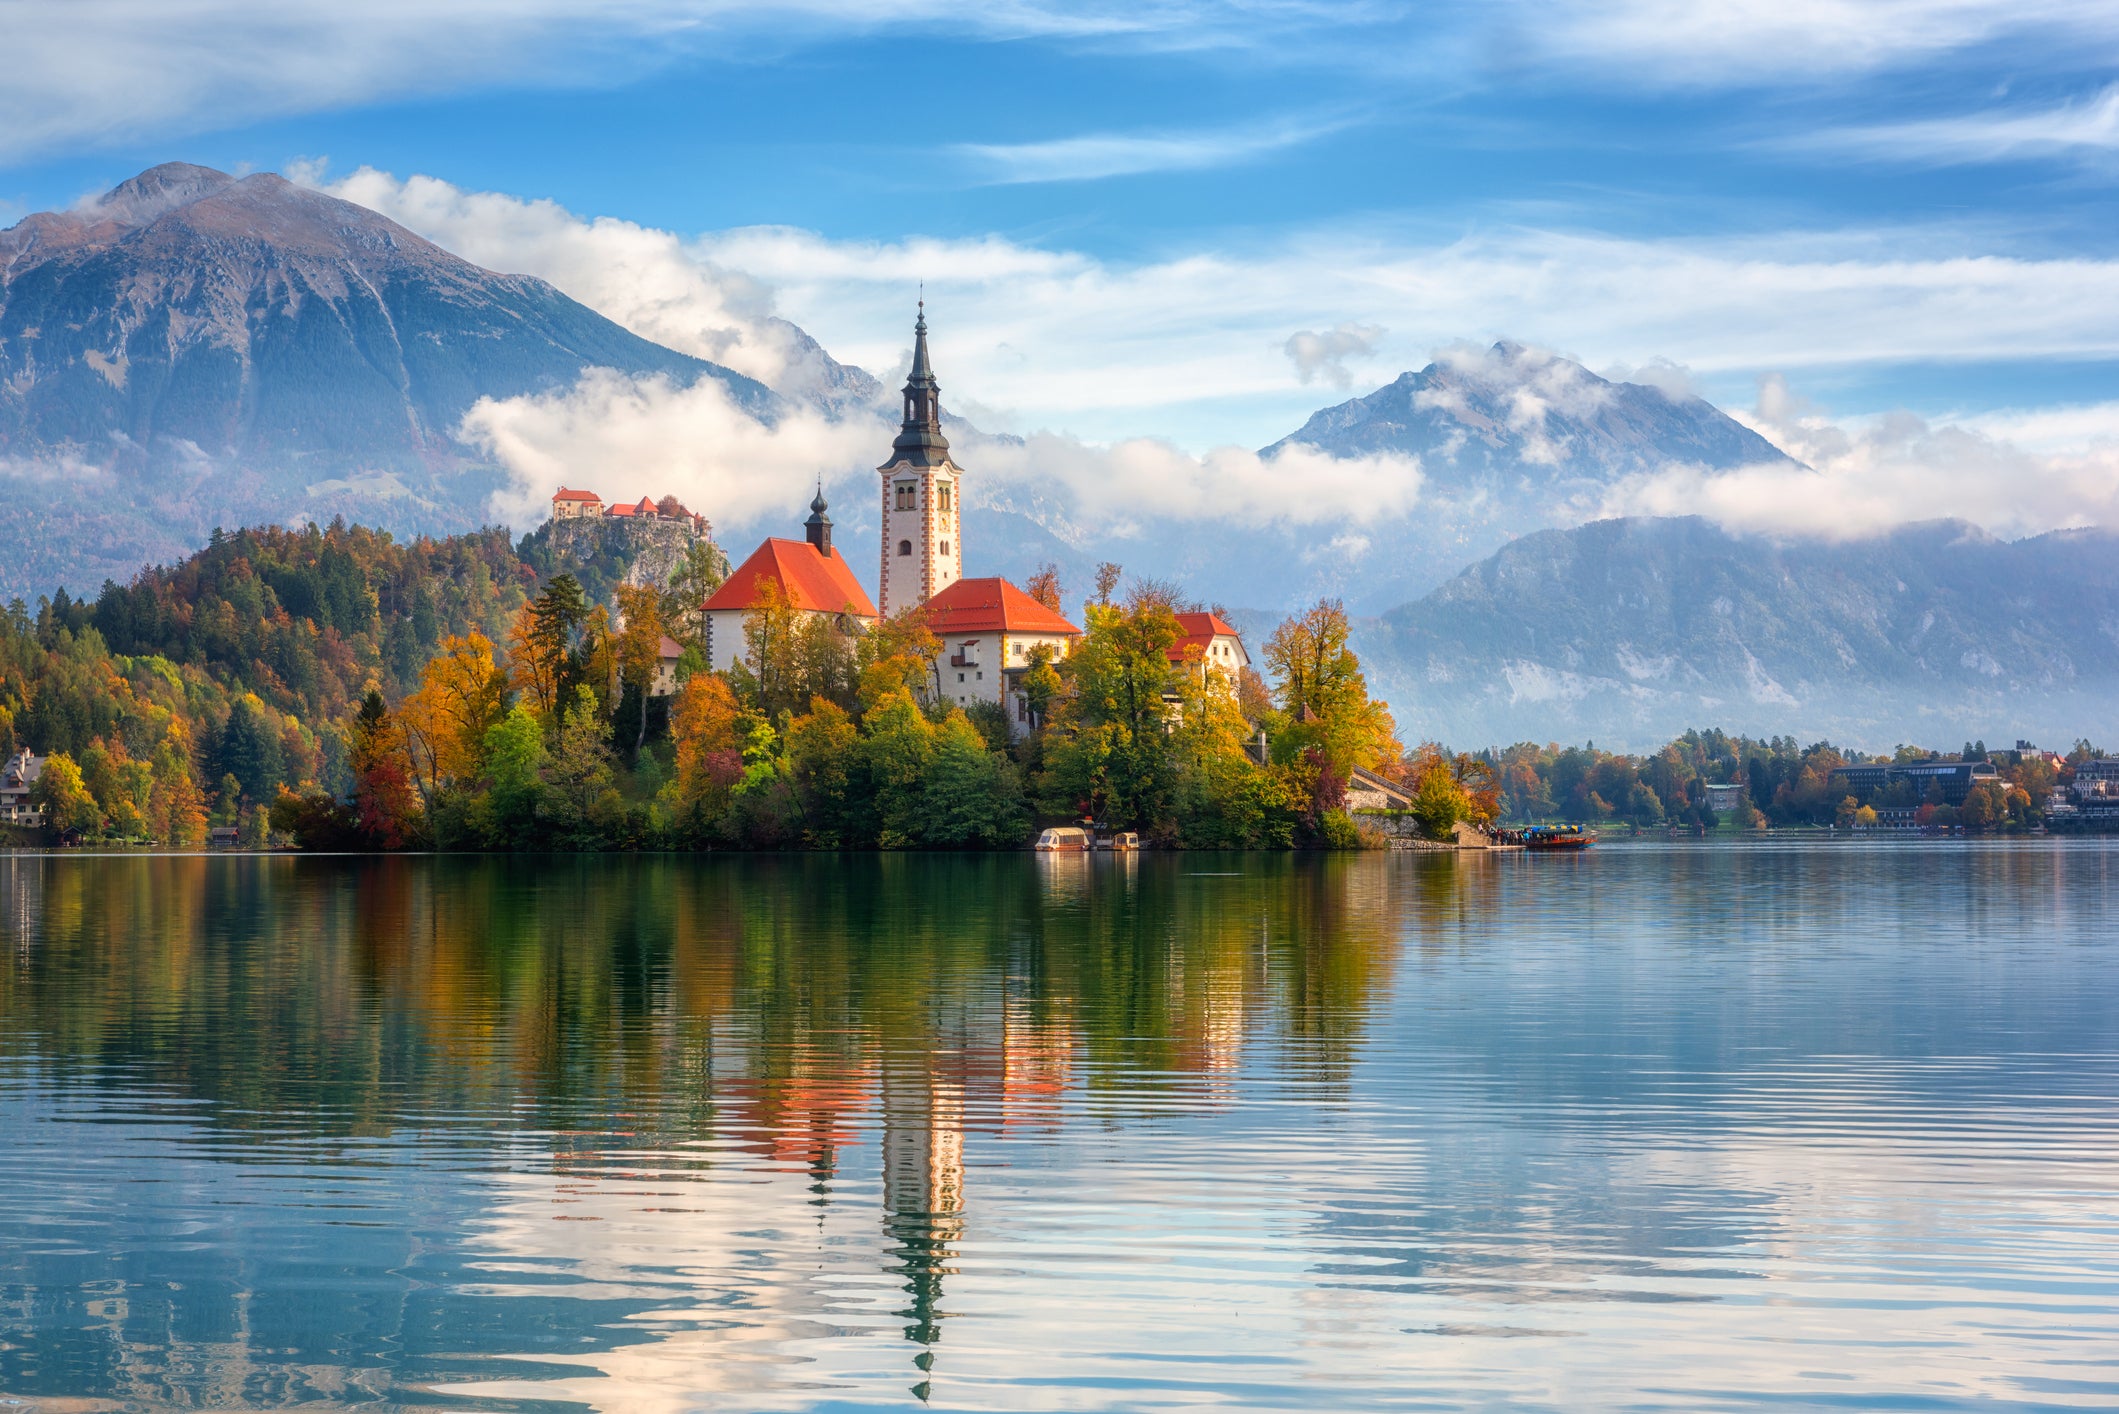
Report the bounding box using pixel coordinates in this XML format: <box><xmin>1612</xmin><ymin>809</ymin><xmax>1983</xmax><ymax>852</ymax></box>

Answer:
<box><xmin>1098</xmin><ymin>831</ymin><xmax>1141</xmax><ymax>852</ymax></box>
<box><xmin>1521</xmin><ymin>824</ymin><xmax>1595</xmax><ymax>851</ymax></box>
<box><xmin>1034</xmin><ymin>826</ymin><xmax>1092</xmax><ymax>853</ymax></box>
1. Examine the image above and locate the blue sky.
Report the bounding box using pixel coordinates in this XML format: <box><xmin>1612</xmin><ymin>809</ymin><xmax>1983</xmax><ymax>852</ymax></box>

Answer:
<box><xmin>4</xmin><ymin>1</ymin><xmax>2119</xmax><ymax>490</ymax></box>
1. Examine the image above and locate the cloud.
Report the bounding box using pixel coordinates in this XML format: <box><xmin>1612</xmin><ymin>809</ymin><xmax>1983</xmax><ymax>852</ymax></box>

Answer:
<box><xmin>1800</xmin><ymin>84</ymin><xmax>2119</xmax><ymax>164</ymax></box>
<box><xmin>296</xmin><ymin>163</ymin><xmax>842</xmax><ymax>398</ymax></box>
<box><xmin>299</xmin><ymin>167</ymin><xmax>2119</xmax><ymax>544</ymax></box>
<box><xmin>957</xmin><ymin>114</ymin><xmax>1349</xmax><ymax>184</ymax></box>
<box><xmin>0</xmin><ymin>1</ymin><xmax>1398</xmax><ymax>163</ymax></box>
<box><xmin>1284</xmin><ymin>322</ymin><xmax>1385</xmax><ymax>387</ymax></box>
<box><xmin>970</xmin><ymin>431</ymin><xmax>1423</xmax><ymax>530</ymax></box>
<box><xmin>1522</xmin><ymin>0</ymin><xmax>2119</xmax><ymax>84</ymax></box>
<box><xmin>458</xmin><ymin>370</ymin><xmax>882</xmax><ymax>533</ymax></box>
<box><xmin>1598</xmin><ymin>375</ymin><xmax>2119</xmax><ymax>539</ymax></box>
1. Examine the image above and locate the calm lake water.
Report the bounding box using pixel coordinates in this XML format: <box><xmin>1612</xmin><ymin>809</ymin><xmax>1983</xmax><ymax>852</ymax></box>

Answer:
<box><xmin>2</xmin><ymin>842</ymin><xmax>2116</xmax><ymax>1412</ymax></box>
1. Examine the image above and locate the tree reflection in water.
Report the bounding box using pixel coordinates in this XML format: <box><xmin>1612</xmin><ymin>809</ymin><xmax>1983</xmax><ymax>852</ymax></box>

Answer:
<box><xmin>0</xmin><ymin>850</ymin><xmax>1413</xmax><ymax>1405</ymax></box>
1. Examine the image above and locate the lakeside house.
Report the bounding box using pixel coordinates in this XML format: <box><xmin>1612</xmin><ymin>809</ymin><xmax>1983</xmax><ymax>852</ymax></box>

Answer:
<box><xmin>1</xmin><ymin>749</ymin><xmax>44</xmax><ymax>827</ymax></box>
<box><xmin>922</xmin><ymin>577</ymin><xmax>1081</xmax><ymax>729</ymax></box>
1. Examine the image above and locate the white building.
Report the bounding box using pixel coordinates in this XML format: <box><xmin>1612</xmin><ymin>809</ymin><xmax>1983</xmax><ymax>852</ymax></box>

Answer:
<box><xmin>1167</xmin><ymin>611</ymin><xmax>1249</xmax><ymax>695</ymax></box>
<box><xmin>701</xmin><ymin>491</ymin><xmax>878</xmax><ymax>673</ymax></box>
<box><xmin>0</xmin><ymin>749</ymin><xmax>44</xmax><ymax>826</ymax></box>
<box><xmin>921</xmin><ymin>577</ymin><xmax>1082</xmax><ymax>732</ymax></box>
<box><xmin>877</xmin><ymin>304</ymin><xmax>963</xmax><ymax>617</ymax></box>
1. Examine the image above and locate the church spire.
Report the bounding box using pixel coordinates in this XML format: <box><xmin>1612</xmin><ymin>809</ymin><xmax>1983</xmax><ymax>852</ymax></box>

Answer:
<box><xmin>890</xmin><ymin>299</ymin><xmax>951</xmax><ymax>468</ymax></box>
<box><xmin>804</xmin><ymin>481</ymin><xmax>833</xmax><ymax>555</ymax></box>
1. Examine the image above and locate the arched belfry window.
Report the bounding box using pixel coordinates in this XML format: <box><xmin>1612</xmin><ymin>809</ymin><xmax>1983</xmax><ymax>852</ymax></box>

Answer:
<box><xmin>898</xmin><ymin>539</ymin><xmax>912</xmax><ymax>556</ymax></box>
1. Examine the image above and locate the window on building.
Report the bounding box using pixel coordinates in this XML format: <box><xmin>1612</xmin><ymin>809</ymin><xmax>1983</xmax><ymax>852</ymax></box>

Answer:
<box><xmin>940</xmin><ymin>540</ymin><xmax>950</xmax><ymax>555</ymax></box>
<box><xmin>938</xmin><ymin>482</ymin><xmax>952</xmax><ymax>511</ymax></box>
<box><xmin>957</xmin><ymin>672</ymin><xmax>965</xmax><ymax>683</ymax></box>
<box><xmin>898</xmin><ymin>539</ymin><xmax>912</xmax><ymax>556</ymax></box>
<box><xmin>894</xmin><ymin>482</ymin><xmax>916</xmax><ymax>511</ymax></box>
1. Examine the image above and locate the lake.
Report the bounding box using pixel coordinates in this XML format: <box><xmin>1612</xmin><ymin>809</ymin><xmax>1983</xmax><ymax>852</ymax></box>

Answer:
<box><xmin>2</xmin><ymin>842</ymin><xmax>2116</xmax><ymax>1412</ymax></box>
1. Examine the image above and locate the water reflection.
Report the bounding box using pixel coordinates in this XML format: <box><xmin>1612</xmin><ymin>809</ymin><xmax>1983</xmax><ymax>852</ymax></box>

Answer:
<box><xmin>0</xmin><ymin>844</ymin><xmax>2115</xmax><ymax>1411</ymax></box>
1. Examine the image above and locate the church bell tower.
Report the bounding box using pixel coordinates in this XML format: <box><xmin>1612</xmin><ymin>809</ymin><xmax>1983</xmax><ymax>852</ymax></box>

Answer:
<box><xmin>878</xmin><ymin>303</ymin><xmax>963</xmax><ymax>617</ymax></box>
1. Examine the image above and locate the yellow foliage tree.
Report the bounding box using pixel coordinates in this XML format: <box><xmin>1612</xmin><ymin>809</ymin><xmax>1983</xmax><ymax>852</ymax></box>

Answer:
<box><xmin>400</xmin><ymin>632</ymin><xmax>509</xmax><ymax>798</ymax></box>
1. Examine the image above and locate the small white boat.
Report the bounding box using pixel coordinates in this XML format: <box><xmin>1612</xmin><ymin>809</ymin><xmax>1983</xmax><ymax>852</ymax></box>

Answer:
<box><xmin>1034</xmin><ymin>827</ymin><xmax>1092</xmax><ymax>853</ymax></box>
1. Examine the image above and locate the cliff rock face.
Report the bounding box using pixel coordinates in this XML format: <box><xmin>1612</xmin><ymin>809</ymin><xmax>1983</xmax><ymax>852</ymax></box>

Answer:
<box><xmin>516</xmin><ymin>513</ymin><xmax>718</xmax><ymax>611</ymax></box>
<box><xmin>0</xmin><ymin>163</ymin><xmax>767</xmax><ymax>596</ymax></box>
<box><xmin>1356</xmin><ymin>517</ymin><xmax>2119</xmax><ymax>749</ymax></box>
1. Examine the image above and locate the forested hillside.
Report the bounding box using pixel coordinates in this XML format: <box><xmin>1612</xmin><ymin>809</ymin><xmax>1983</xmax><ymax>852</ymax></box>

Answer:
<box><xmin>2</xmin><ymin>522</ymin><xmax>537</xmax><ymax>842</ymax></box>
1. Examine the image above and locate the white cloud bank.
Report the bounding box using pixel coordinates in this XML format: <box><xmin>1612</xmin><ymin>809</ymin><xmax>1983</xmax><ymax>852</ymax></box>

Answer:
<box><xmin>957</xmin><ymin>114</ymin><xmax>1350</xmax><ymax>184</ymax></box>
<box><xmin>306</xmin><ymin>166</ymin><xmax>2119</xmax><ymax>545</ymax></box>
<box><xmin>1601</xmin><ymin>376</ymin><xmax>2119</xmax><ymax>540</ymax></box>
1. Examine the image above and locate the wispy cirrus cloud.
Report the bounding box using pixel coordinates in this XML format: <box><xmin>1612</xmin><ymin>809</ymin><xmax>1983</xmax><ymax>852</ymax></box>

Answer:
<box><xmin>0</xmin><ymin>0</ymin><xmax>1372</xmax><ymax>163</ymax></box>
<box><xmin>955</xmin><ymin>113</ymin><xmax>1352</xmax><ymax>184</ymax></box>
<box><xmin>1523</xmin><ymin>0</ymin><xmax>2119</xmax><ymax>84</ymax></box>
<box><xmin>1799</xmin><ymin>84</ymin><xmax>2119</xmax><ymax>164</ymax></box>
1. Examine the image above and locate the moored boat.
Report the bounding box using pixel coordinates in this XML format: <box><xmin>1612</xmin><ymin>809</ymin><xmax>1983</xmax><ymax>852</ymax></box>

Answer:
<box><xmin>1522</xmin><ymin>824</ymin><xmax>1594</xmax><ymax>851</ymax></box>
<box><xmin>1034</xmin><ymin>826</ymin><xmax>1092</xmax><ymax>853</ymax></box>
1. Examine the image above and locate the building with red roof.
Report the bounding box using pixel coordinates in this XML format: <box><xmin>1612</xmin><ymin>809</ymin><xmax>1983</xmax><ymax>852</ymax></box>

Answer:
<box><xmin>921</xmin><ymin>576</ymin><xmax>1081</xmax><ymax>730</ymax></box>
<box><xmin>550</xmin><ymin>486</ymin><xmax>603</xmax><ymax>519</ymax></box>
<box><xmin>1169</xmin><ymin>610</ymin><xmax>1250</xmax><ymax>696</ymax></box>
<box><xmin>702</xmin><ymin>491</ymin><xmax>878</xmax><ymax>672</ymax></box>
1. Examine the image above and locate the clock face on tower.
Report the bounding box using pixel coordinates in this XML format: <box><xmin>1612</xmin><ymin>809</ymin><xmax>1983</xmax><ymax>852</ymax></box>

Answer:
<box><xmin>878</xmin><ymin>305</ymin><xmax>963</xmax><ymax>617</ymax></box>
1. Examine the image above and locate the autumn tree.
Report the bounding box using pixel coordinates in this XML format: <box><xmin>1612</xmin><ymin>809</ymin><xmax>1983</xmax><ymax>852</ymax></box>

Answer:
<box><xmin>32</xmin><ymin>752</ymin><xmax>100</xmax><ymax>835</ymax></box>
<box><xmin>347</xmin><ymin>689</ymin><xmax>421</xmax><ymax>847</ymax></box>
<box><xmin>400</xmin><ymin>632</ymin><xmax>508</xmax><ymax>801</ymax></box>
<box><xmin>1025</xmin><ymin>563</ymin><xmax>1064</xmax><ymax>613</ymax></box>
<box><xmin>1042</xmin><ymin>586</ymin><xmax>1183</xmax><ymax>830</ymax></box>
<box><xmin>612</xmin><ymin>583</ymin><xmax>666</xmax><ymax>752</ymax></box>
<box><xmin>507</xmin><ymin>574</ymin><xmax>590</xmax><ymax>727</ymax></box>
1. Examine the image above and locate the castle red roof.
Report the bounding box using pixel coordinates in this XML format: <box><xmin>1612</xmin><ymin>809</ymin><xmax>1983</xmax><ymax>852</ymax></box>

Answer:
<box><xmin>704</xmin><ymin>539</ymin><xmax>878</xmax><ymax>618</ymax></box>
<box><xmin>1170</xmin><ymin>610</ymin><xmax>1244</xmax><ymax>663</ymax></box>
<box><xmin>552</xmin><ymin>487</ymin><xmax>602</xmax><ymax>503</ymax></box>
<box><xmin>922</xmin><ymin>577</ymin><xmax>1080</xmax><ymax>637</ymax></box>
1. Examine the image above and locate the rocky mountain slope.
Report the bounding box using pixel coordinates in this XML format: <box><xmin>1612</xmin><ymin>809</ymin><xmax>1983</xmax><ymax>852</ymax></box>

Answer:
<box><xmin>1356</xmin><ymin>517</ymin><xmax>2119</xmax><ymax>750</ymax></box>
<box><xmin>0</xmin><ymin>163</ymin><xmax>768</xmax><ymax>595</ymax></box>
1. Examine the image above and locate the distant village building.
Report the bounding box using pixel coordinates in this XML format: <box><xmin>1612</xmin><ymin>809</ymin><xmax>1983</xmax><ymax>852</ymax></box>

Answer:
<box><xmin>653</xmin><ymin>635</ymin><xmax>685</xmax><ymax>696</ymax></box>
<box><xmin>0</xmin><ymin>749</ymin><xmax>44</xmax><ymax>827</ymax></box>
<box><xmin>877</xmin><ymin>304</ymin><xmax>964</xmax><ymax>617</ymax></box>
<box><xmin>922</xmin><ymin>577</ymin><xmax>1082</xmax><ymax>728</ymax></box>
<box><xmin>1701</xmin><ymin>782</ymin><xmax>1746</xmax><ymax>813</ymax></box>
<box><xmin>1830</xmin><ymin>758</ymin><xmax>1998</xmax><ymax>806</ymax></box>
<box><xmin>701</xmin><ymin>491</ymin><xmax>878</xmax><ymax>673</ymax></box>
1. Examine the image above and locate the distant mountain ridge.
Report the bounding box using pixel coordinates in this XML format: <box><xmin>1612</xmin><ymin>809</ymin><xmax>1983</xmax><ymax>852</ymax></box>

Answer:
<box><xmin>1356</xmin><ymin>516</ymin><xmax>2119</xmax><ymax>750</ymax></box>
<box><xmin>0</xmin><ymin>162</ymin><xmax>770</xmax><ymax>595</ymax></box>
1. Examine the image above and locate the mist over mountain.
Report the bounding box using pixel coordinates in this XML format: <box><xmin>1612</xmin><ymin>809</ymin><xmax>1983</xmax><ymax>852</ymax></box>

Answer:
<box><xmin>0</xmin><ymin>162</ymin><xmax>768</xmax><ymax>595</ymax></box>
<box><xmin>1356</xmin><ymin>517</ymin><xmax>2119</xmax><ymax>751</ymax></box>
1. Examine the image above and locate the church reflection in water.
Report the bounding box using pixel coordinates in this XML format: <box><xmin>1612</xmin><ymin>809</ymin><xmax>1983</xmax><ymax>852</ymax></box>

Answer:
<box><xmin>0</xmin><ymin>849</ymin><xmax>1429</xmax><ymax>1404</ymax></box>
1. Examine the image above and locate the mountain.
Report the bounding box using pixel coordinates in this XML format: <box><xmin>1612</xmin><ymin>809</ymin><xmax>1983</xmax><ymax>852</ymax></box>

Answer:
<box><xmin>1266</xmin><ymin>341</ymin><xmax>1788</xmax><ymax>485</ymax></box>
<box><xmin>0</xmin><ymin>162</ymin><xmax>770</xmax><ymax>597</ymax></box>
<box><xmin>1355</xmin><ymin>516</ymin><xmax>2119</xmax><ymax>751</ymax></box>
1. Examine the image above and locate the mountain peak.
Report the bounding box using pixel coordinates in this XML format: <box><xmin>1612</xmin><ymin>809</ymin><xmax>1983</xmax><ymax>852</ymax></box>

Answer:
<box><xmin>91</xmin><ymin>161</ymin><xmax>239</xmax><ymax>226</ymax></box>
<box><xmin>1265</xmin><ymin>339</ymin><xmax>1791</xmax><ymax>486</ymax></box>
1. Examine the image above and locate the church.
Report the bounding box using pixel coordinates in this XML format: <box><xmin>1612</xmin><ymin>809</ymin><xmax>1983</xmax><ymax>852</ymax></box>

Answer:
<box><xmin>703</xmin><ymin>306</ymin><xmax>1086</xmax><ymax>734</ymax></box>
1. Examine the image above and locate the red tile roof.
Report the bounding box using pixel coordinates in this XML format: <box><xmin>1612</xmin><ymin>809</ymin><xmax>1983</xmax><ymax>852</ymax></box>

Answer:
<box><xmin>658</xmin><ymin>635</ymin><xmax>684</xmax><ymax>660</ymax></box>
<box><xmin>922</xmin><ymin>577</ymin><xmax>1081</xmax><ymax>636</ymax></box>
<box><xmin>552</xmin><ymin>487</ymin><xmax>602</xmax><ymax>502</ymax></box>
<box><xmin>1169</xmin><ymin>610</ymin><xmax>1243</xmax><ymax>663</ymax></box>
<box><xmin>704</xmin><ymin>538</ymin><xmax>878</xmax><ymax>618</ymax></box>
